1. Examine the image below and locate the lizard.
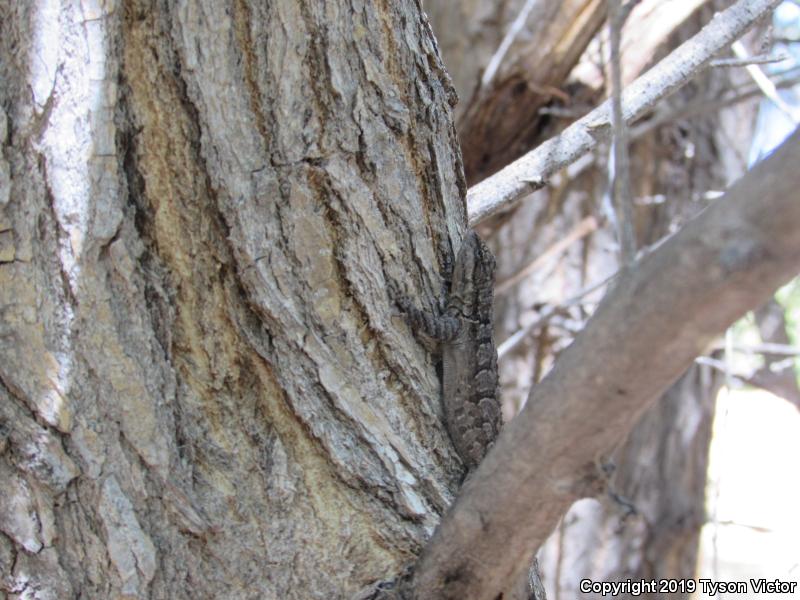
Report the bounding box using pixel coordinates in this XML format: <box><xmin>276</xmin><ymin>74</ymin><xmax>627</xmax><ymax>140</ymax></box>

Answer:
<box><xmin>363</xmin><ymin>234</ymin><xmax>541</xmax><ymax>599</ymax></box>
<box><xmin>396</xmin><ymin>230</ymin><xmax>502</xmax><ymax>471</ymax></box>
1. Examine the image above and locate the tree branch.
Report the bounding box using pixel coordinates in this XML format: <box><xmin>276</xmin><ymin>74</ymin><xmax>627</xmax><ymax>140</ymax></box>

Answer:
<box><xmin>467</xmin><ymin>0</ymin><xmax>782</xmax><ymax>227</ymax></box>
<box><xmin>413</xmin><ymin>128</ymin><xmax>800</xmax><ymax>599</ymax></box>
<box><xmin>608</xmin><ymin>0</ymin><xmax>636</xmax><ymax>263</ymax></box>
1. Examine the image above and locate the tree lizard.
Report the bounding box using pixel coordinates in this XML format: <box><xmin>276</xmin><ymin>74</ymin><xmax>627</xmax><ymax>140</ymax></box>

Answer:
<box><xmin>397</xmin><ymin>231</ymin><xmax>502</xmax><ymax>470</ymax></box>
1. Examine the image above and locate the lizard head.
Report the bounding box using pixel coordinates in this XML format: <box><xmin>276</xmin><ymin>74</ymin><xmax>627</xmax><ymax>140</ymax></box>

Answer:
<box><xmin>448</xmin><ymin>231</ymin><xmax>495</xmax><ymax>320</ymax></box>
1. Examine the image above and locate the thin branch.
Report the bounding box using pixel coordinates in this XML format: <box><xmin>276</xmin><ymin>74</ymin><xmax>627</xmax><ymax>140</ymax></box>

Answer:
<box><xmin>481</xmin><ymin>0</ymin><xmax>538</xmax><ymax>89</ymax></box>
<box><xmin>630</xmin><ymin>72</ymin><xmax>800</xmax><ymax>141</ymax></box>
<box><xmin>467</xmin><ymin>0</ymin><xmax>783</xmax><ymax>227</ymax></box>
<box><xmin>498</xmin><ymin>274</ymin><xmax>613</xmax><ymax>359</ymax></box>
<box><xmin>710</xmin><ymin>53</ymin><xmax>789</xmax><ymax>67</ymax></box>
<box><xmin>538</xmin><ymin>105</ymin><xmax>589</xmax><ymax>119</ymax></box>
<box><xmin>413</xmin><ymin>128</ymin><xmax>800</xmax><ymax>599</ymax></box>
<box><xmin>730</xmin><ymin>40</ymin><xmax>800</xmax><ymax>122</ymax></box>
<box><xmin>497</xmin><ymin>224</ymin><xmax>689</xmax><ymax>360</ymax></box>
<box><xmin>496</xmin><ymin>216</ymin><xmax>599</xmax><ymax>296</ymax></box>
<box><xmin>711</xmin><ymin>519</ymin><xmax>773</xmax><ymax>533</ymax></box>
<box><xmin>695</xmin><ymin>356</ymin><xmax>751</xmax><ymax>383</ymax></box>
<box><xmin>708</xmin><ymin>341</ymin><xmax>800</xmax><ymax>357</ymax></box>
<box><xmin>608</xmin><ymin>0</ymin><xmax>636</xmax><ymax>263</ymax></box>
<box><xmin>695</xmin><ymin>355</ymin><xmax>800</xmax><ymax>407</ymax></box>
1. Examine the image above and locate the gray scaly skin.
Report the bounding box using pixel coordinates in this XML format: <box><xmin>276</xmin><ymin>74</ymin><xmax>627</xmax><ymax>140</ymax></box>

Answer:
<box><xmin>397</xmin><ymin>231</ymin><xmax>502</xmax><ymax>470</ymax></box>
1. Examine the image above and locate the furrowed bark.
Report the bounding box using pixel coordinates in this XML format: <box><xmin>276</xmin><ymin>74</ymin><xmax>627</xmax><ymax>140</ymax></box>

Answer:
<box><xmin>0</xmin><ymin>2</ymin><xmax>467</xmax><ymax>597</ymax></box>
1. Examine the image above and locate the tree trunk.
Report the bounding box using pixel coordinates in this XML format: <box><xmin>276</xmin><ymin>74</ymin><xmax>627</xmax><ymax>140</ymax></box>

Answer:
<box><xmin>0</xmin><ymin>2</ymin><xmax>465</xmax><ymax>598</ymax></box>
<box><xmin>2</xmin><ymin>2</ymin><xmax>794</xmax><ymax>599</ymax></box>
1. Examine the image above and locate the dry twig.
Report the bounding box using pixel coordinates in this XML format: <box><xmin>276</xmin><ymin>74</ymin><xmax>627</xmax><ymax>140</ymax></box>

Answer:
<box><xmin>467</xmin><ymin>0</ymin><xmax>783</xmax><ymax>227</ymax></box>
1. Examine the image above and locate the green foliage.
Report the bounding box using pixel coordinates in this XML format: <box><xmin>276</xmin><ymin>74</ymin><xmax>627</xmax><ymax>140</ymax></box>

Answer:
<box><xmin>776</xmin><ymin>278</ymin><xmax>800</xmax><ymax>348</ymax></box>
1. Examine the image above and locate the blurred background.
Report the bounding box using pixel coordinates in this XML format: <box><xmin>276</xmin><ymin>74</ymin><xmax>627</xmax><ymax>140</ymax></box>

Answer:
<box><xmin>425</xmin><ymin>0</ymin><xmax>800</xmax><ymax>596</ymax></box>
